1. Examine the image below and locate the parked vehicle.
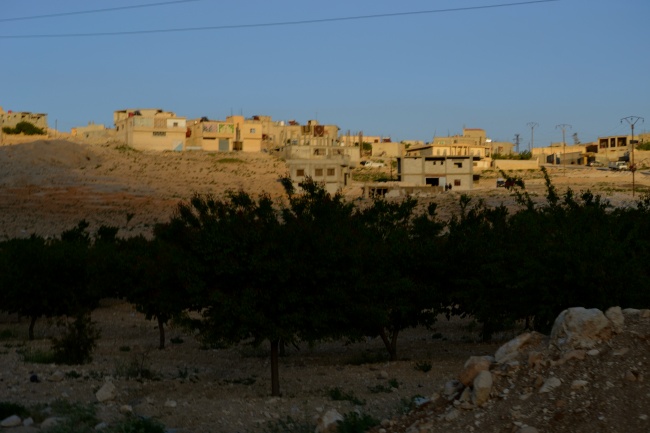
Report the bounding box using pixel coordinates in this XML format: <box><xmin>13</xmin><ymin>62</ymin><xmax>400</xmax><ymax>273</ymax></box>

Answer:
<box><xmin>609</xmin><ymin>161</ymin><xmax>629</xmax><ymax>171</ymax></box>
<box><xmin>588</xmin><ymin>160</ymin><xmax>604</xmax><ymax>167</ymax></box>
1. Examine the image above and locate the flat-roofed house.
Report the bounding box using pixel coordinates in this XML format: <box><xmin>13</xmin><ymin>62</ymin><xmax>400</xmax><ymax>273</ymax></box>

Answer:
<box><xmin>114</xmin><ymin>108</ymin><xmax>186</xmax><ymax>151</ymax></box>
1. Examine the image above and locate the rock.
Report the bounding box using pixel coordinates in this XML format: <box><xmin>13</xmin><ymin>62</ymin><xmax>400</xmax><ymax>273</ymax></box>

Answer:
<box><xmin>605</xmin><ymin>306</ymin><xmax>625</xmax><ymax>333</ymax></box>
<box><xmin>459</xmin><ymin>356</ymin><xmax>492</xmax><ymax>386</ymax></box>
<box><xmin>623</xmin><ymin>308</ymin><xmax>640</xmax><ymax>316</ymax></box>
<box><xmin>443</xmin><ymin>380</ymin><xmax>463</xmax><ymax>399</ymax></box>
<box><xmin>444</xmin><ymin>408</ymin><xmax>459</xmax><ymax>421</ymax></box>
<box><xmin>587</xmin><ymin>349</ymin><xmax>600</xmax><ymax>356</ymax></box>
<box><xmin>560</xmin><ymin>349</ymin><xmax>586</xmax><ymax>364</ymax></box>
<box><xmin>164</xmin><ymin>399</ymin><xmax>177</xmax><ymax>408</ymax></box>
<box><xmin>95</xmin><ymin>421</ymin><xmax>109</xmax><ymax>430</ymax></box>
<box><xmin>95</xmin><ymin>381</ymin><xmax>116</xmax><ymax>402</ymax></box>
<box><xmin>571</xmin><ymin>380</ymin><xmax>588</xmax><ymax>390</ymax></box>
<box><xmin>377</xmin><ymin>370</ymin><xmax>389</xmax><ymax>379</ymax></box>
<box><xmin>23</xmin><ymin>417</ymin><xmax>34</xmax><ymax>427</ymax></box>
<box><xmin>495</xmin><ymin>332</ymin><xmax>545</xmax><ymax>364</ymax></box>
<box><xmin>539</xmin><ymin>377</ymin><xmax>561</xmax><ymax>393</ymax></box>
<box><xmin>527</xmin><ymin>351</ymin><xmax>544</xmax><ymax>369</ymax></box>
<box><xmin>471</xmin><ymin>371</ymin><xmax>493</xmax><ymax>406</ymax></box>
<box><xmin>640</xmin><ymin>309</ymin><xmax>650</xmax><ymax>319</ymax></box>
<box><xmin>1</xmin><ymin>415</ymin><xmax>22</xmax><ymax>427</ymax></box>
<box><xmin>550</xmin><ymin>307</ymin><xmax>612</xmax><ymax>351</ymax></box>
<box><xmin>40</xmin><ymin>417</ymin><xmax>64</xmax><ymax>429</ymax></box>
<box><xmin>119</xmin><ymin>405</ymin><xmax>133</xmax><ymax>414</ymax></box>
<box><xmin>315</xmin><ymin>409</ymin><xmax>343</xmax><ymax>433</ymax></box>
<box><xmin>48</xmin><ymin>370</ymin><xmax>65</xmax><ymax>382</ymax></box>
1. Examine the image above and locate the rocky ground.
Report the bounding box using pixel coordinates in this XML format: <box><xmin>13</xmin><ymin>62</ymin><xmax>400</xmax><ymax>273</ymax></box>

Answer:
<box><xmin>1</xmin><ymin>137</ymin><xmax>650</xmax><ymax>432</ymax></box>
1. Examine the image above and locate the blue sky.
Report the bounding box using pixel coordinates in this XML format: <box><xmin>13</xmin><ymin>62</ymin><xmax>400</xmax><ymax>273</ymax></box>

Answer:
<box><xmin>1</xmin><ymin>0</ymin><xmax>648</xmax><ymax>147</ymax></box>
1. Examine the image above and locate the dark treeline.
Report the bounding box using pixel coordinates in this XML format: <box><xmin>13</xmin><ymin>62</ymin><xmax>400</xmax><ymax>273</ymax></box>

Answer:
<box><xmin>1</xmin><ymin>170</ymin><xmax>649</xmax><ymax>396</ymax></box>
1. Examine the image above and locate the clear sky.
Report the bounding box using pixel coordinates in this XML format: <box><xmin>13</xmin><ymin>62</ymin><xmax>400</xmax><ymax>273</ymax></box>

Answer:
<box><xmin>1</xmin><ymin>0</ymin><xmax>648</xmax><ymax>147</ymax></box>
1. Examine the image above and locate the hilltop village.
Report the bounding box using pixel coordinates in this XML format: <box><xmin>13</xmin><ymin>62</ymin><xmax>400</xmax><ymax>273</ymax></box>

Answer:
<box><xmin>2</xmin><ymin>106</ymin><xmax>648</xmax><ymax>199</ymax></box>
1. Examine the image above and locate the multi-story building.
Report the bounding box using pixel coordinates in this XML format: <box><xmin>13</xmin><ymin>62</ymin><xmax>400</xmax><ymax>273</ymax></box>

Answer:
<box><xmin>0</xmin><ymin>107</ymin><xmax>48</xmax><ymax>132</ymax></box>
<box><xmin>186</xmin><ymin>115</ymin><xmax>262</xmax><ymax>152</ymax></box>
<box><xmin>430</xmin><ymin>128</ymin><xmax>515</xmax><ymax>169</ymax></box>
<box><xmin>398</xmin><ymin>145</ymin><xmax>474</xmax><ymax>191</ymax></box>
<box><xmin>114</xmin><ymin>109</ymin><xmax>187</xmax><ymax>151</ymax></box>
<box><xmin>279</xmin><ymin>144</ymin><xmax>352</xmax><ymax>194</ymax></box>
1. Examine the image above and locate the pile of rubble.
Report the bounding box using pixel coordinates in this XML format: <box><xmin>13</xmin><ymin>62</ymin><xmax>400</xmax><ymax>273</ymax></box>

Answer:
<box><xmin>364</xmin><ymin>306</ymin><xmax>650</xmax><ymax>433</ymax></box>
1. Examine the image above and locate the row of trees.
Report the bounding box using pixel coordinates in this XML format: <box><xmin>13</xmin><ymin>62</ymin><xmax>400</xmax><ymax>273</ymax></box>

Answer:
<box><xmin>1</xmin><ymin>170</ymin><xmax>650</xmax><ymax>395</ymax></box>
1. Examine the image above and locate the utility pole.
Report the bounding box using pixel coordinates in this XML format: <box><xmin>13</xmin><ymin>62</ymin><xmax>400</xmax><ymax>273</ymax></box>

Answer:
<box><xmin>556</xmin><ymin>123</ymin><xmax>571</xmax><ymax>175</ymax></box>
<box><xmin>527</xmin><ymin>122</ymin><xmax>538</xmax><ymax>153</ymax></box>
<box><xmin>621</xmin><ymin>116</ymin><xmax>645</xmax><ymax>197</ymax></box>
<box><xmin>514</xmin><ymin>133</ymin><xmax>521</xmax><ymax>154</ymax></box>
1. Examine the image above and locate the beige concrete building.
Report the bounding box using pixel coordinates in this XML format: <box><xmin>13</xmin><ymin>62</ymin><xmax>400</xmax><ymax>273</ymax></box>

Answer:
<box><xmin>278</xmin><ymin>144</ymin><xmax>352</xmax><ymax>194</ymax></box>
<box><xmin>71</xmin><ymin>122</ymin><xmax>115</xmax><ymax>140</ymax></box>
<box><xmin>532</xmin><ymin>144</ymin><xmax>588</xmax><ymax>165</ymax></box>
<box><xmin>186</xmin><ymin>115</ymin><xmax>262</xmax><ymax>152</ymax></box>
<box><xmin>429</xmin><ymin>128</ymin><xmax>515</xmax><ymax>169</ymax></box>
<box><xmin>0</xmin><ymin>106</ymin><xmax>48</xmax><ymax>131</ymax></box>
<box><xmin>398</xmin><ymin>148</ymin><xmax>474</xmax><ymax>191</ymax></box>
<box><xmin>114</xmin><ymin>109</ymin><xmax>187</xmax><ymax>151</ymax></box>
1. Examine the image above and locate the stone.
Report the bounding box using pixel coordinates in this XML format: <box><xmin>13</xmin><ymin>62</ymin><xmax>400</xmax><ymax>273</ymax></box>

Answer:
<box><xmin>550</xmin><ymin>307</ymin><xmax>612</xmax><ymax>351</ymax></box>
<box><xmin>119</xmin><ymin>405</ymin><xmax>133</xmax><ymax>414</ymax></box>
<box><xmin>613</xmin><ymin>347</ymin><xmax>630</xmax><ymax>356</ymax></box>
<box><xmin>40</xmin><ymin>417</ymin><xmax>64</xmax><ymax>429</ymax></box>
<box><xmin>164</xmin><ymin>399</ymin><xmax>177</xmax><ymax>408</ymax></box>
<box><xmin>1</xmin><ymin>415</ymin><xmax>22</xmax><ymax>427</ymax></box>
<box><xmin>539</xmin><ymin>377</ymin><xmax>561</xmax><ymax>393</ymax></box>
<box><xmin>561</xmin><ymin>349</ymin><xmax>586</xmax><ymax>363</ymax></box>
<box><xmin>459</xmin><ymin>356</ymin><xmax>492</xmax><ymax>386</ymax></box>
<box><xmin>527</xmin><ymin>351</ymin><xmax>544</xmax><ymax>369</ymax></box>
<box><xmin>48</xmin><ymin>371</ymin><xmax>65</xmax><ymax>382</ymax></box>
<box><xmin>443</xmin><ymin>379</ymin><xmax>463</xmax><ymax>398</ymax></box>
<box><xmin>95</xmin><ymin>381</ymin><xmax>116</xmax><ymax>402</ymax></box>
<box><xmin>495</xmin><ymin>332</ymin><xmax>545</xmax><ymax>364</ymax></box>
<box><xmin>623</xmin><ymin>308</ymin><xmax>640</xmax><ymax>316</ymax></box>
<box><xmin>315</xmin><ymin>409</ymin><xmax>343</xmax><ymax>433</ymax></box>
<box><xmin>444</xmin><ymin>408</ymin><xmax>459</xmax><ymax>421</ymax></box>
<box><xmin>640</xmin><ymin>309</ymin><xmax>650</xmax><ymax>319</ymax></box>
<box><xmin>587</xmin><ymin>349</ymin><xmax>600</xmax><ymax>356</ymax></box>
<box><xmin>571</xmin><ymin>380</ymin><xmax>588</xmax><ymax>390</ymax></box>
<box><xmin>471</xmin><ymin>371</ymin><xmax>493</xmax><ymax>406</ymax></box>
<box><xmin>605</xmin><ymin>306</ymin><xmax>625</xmax><ymax>333</ymax></box>
<box><xmin>377</xmin><ymin>370</ymin><xmax>389</xmax><ymax>379</ymax></box>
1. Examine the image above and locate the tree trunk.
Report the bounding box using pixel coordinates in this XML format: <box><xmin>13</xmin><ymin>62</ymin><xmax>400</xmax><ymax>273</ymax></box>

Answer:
<box><xmin>28</xmin><ymin>316</ymin><xmax>37</xmax><ymax>341</ymax></box>
<box><xmin>279</xmin><ymin>339</ymin><xmax>286</xmax><ymax>357</ymax></box>
<box><xmin>157</xmin><ymin>317</ymin><xmax>165</xmax><ymax>350</ymax></box>
<box><xmin>270</xmin><ymin>339</ymin><xmax>280</xmax><ymax>396</ymax></box>
<box><xmin>379</xmin><ymin>328</ymin><xmax>398</xmax><ymax>361</ymax></box>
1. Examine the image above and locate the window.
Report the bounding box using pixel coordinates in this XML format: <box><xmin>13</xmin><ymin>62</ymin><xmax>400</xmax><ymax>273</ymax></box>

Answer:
<box><xmin>315</xmin><ymin>168</ymin><xmax>323</xmax><ymax>177</ymax></box>
<box><xmin>173</xmin><ymin>122</ymin><xmax>179</xmax><ymax>127</ymax></box>
<box><xmin>153</xmin><ymin>131</ymin><xmax>166</xmax><ymax>137</ymax></box>
<box><xmin>454</xmin><ymin>179</ymin><xmax>461</xmax><ymax>186</ymax></box>
<box><xmin>327</xmin><ymin>168</ymin><xmax>335</xmax><ymax>176</ymax></box>
<box><xmin>454</xmin><ymin>162</ymin><xmax>463</xmax><ymax>168</ymax></box>
<box><xmin>296</xmin><ymin>169</ymin><xmax>305</xmax><ymax>177</ymax></box>
<box><xmin>250</xmin><ymin>128</ymin><xmax>256</xmax><ymax>133</ymax></box>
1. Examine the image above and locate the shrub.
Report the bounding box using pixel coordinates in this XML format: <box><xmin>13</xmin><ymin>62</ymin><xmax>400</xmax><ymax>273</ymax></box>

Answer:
<box><xmin>19</xmin><ymin>348</ymin><xmax>57</xmax><ymax>364</ymax></box>
<box><xmin>327</xmin><ymin>387</ymin><xmax>365</xmax><ymax>406</ymax></box>
<box><xmin>51</xmin><ymin>314</ymin><xmax>100</xmax><ymax>365</ymax></box>
<box><xmin>107</xmin><ymin>416</ymin><xmax>166</xmax><ymax>433</ymax></box>
<box><xmin>336</xmin><ymin>412</ymin><xmax>379</xmax><ymax>433</ymax></box>
<box><xmin>0</xmin><ymin>402</ymin><xmax>29</xmax><ymax>419</ymax></box>
<box><xmin>2</xmin><ymin>121</ymin><xmax>45</xmax><ymax>135</ymax></box>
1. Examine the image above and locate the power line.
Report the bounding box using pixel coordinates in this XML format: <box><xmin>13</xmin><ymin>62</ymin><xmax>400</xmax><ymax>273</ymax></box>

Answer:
<box><xmin>0</xmin><ymin>0</ymin><xmax>199</xmax><ymax>23</ymax></box>
<box><xmin>0</xmin><ymin>0</ymin><xmax>559</xmax><ymax>39</ymax></box>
